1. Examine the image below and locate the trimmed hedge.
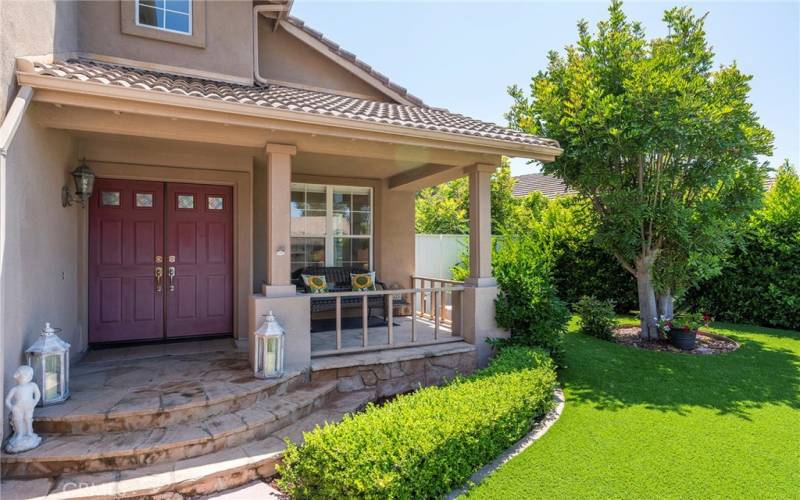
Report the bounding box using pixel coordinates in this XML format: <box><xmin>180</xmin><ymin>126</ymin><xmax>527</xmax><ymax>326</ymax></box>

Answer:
<box><xmin>277</xmin><ymin>347</ymin><xmax>557</xmax><ymax>499</ymax></box>
<box><xmin>687</xmin><ymin>164</ymin><xmax>800</xmax><ymax>330</ymax></box>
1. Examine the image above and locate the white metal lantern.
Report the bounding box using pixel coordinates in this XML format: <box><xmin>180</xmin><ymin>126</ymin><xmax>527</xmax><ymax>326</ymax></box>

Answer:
<box><xmin>253</xmin><ymin>311</ymin><xmax>285</xmax><ymax>379</ymax></box>
<box><xmin>25</xmin><ymin>323</ymin><xmax>71</xmax><ymax>406</ymax></box>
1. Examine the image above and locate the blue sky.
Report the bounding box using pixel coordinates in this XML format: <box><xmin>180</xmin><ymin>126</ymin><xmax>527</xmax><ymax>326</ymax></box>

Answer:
<box><xmin>291</xmin><ymin>1</ymin><xmax>800</xmax><ymax>177</ymax></box>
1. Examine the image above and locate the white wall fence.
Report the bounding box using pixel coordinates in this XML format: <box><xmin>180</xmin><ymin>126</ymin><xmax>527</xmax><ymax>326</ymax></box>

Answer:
<box><xmin>415</xmin><ymin>234</ymin><xmax>468</xmax><ymax>280</ymax></box>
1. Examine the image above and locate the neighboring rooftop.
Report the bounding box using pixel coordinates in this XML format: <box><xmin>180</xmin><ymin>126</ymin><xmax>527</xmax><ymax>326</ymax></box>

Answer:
<box><xmin>28</xmin><ymin>58</ymin><xmax>561</xmax><ymax>151</ymax></box>
<box><xmin>513</xmin><ymin>174</ymin><xmax>776</xmax><ymax>199</ymax></box>
<box><xmin>513</xmin><ymin>173</ymin><xmax>575</xmax><ymax>198</ymax></box>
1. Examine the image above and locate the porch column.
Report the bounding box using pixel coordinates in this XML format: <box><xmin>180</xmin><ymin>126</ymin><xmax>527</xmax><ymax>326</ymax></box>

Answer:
<box><xmin>264</xmin><ymin>143</ymin><xmax>297</xmax><ymax>297</ymax></box>
<box><xmin>460</xmin><ymin>162</ymin><xmax>507</xmax><ymax>367</ymax></box>
<box><xmin>466</xmin><ymin>163</ymin><xmax>496</xmax><ymax>286</ymax></box>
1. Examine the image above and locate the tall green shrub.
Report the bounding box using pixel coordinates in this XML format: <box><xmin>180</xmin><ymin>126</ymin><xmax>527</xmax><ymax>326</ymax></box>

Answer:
<box><xmin>546</xmin><ymin>196</ymin><xmax>637</xmax><ymax>312</ymax></box>
<box><xmin>689</xmin><ymin>162</ymin><xmax>800</xmax><ymax>329</ymax></box>
<box><xmin>493</xmin><ymin>221</ymin><xmax>570</xmax><ymax>360</ymax></box>
<box><xmin>451</xmin><ymin>194</ymin><xmax>637</xmax><ymax>312</ymax></box>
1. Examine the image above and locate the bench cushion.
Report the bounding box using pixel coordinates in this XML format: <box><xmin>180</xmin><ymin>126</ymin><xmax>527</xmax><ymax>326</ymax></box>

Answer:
<box><xmin>301</xmin><ymin>274</ymin><xmax>329</xmax><ymax>294</ymax></box>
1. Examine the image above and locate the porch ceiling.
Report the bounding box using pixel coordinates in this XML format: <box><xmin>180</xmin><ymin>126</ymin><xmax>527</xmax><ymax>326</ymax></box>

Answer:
<box><xmin>31</xmin><ymin>102</ymin><xmax>492</xmax><ymax>187</ymax></box>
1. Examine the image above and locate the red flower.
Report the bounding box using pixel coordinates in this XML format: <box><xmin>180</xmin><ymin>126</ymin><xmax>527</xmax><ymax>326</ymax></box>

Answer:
<box><xmin>702</xmin><ymin>314</ymin><xmax>711</xmax><ymax>322</ymax></box>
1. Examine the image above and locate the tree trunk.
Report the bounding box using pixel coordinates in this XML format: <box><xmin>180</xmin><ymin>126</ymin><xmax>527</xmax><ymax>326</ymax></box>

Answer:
<box><xmin>635</xmin><ymin>257</ymin><xmax>659</xmax><ymax>340</ymax></box>
<box><xmin>657</xmin><ymin>290</ymin><xmax>674</xmax><ymax>320</ymax></box>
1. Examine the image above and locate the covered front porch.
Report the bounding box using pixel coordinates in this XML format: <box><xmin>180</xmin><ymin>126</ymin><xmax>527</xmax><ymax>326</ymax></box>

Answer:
<box><xmin>0</xmin><ymin>57</ymin><xmax>561</xmax><ymax>497</ymax></box>
<box><xmin>2</xmin><ymin>62</ymin><xmax>528</xmax><ymax>397</ymax></box>
<box><xmin>2</xmin><ymin>55</ymin><xmax>562</xmax><ymax>404</ymax></box>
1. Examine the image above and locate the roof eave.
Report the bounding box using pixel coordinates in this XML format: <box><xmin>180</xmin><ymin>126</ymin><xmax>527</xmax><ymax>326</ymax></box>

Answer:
<box><xmin>17</xmin><ymin>70</ymin><xmax>562</xmax><ymax>161</ymax></box>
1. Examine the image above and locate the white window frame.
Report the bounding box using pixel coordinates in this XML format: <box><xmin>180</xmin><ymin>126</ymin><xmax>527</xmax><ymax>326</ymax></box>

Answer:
<box><xmin>135</xmin><ymin>0</ymin><xmax>193</xmax><ymax>36</ymax></box>
<box><xmin>291</xmin><ymin>183</ymin><xmax>374</xmax><ymax>271</ymax></box>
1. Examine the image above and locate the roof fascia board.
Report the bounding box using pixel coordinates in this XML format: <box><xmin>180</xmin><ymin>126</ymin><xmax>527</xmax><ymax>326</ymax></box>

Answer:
<box><xmin>277</xmin><ymin>20</ymin><xmax>417</xmax><ymax>107</ymax></box>
<box><xmin>17</xmin><ymin>71</ymin><xmax>561</xmax><ymax>161</ymax></box>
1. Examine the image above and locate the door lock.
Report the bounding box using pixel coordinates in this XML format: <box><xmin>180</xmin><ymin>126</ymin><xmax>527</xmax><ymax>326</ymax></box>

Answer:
<box><xmin>155</xmin><ymin>267</ymin><xmax>163</xmax><ymax>293</ymax></box>
<box><xmin>168</xmin><ymin>266</ymin><xmax>176</xmax><ymax>292</ymax></box>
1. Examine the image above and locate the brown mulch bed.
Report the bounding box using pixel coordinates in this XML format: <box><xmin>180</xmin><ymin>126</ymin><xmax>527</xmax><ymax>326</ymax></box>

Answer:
<box><xmin>612</xmin><ymin>326</ymin><xmax>739</xmax><ymax>355</ymax></box>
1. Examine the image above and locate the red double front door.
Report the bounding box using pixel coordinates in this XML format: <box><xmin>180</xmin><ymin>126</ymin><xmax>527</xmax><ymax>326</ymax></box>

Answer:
<box><xmin>89</xmin><ymin>179</ymin><xmax>233</xmax><ymax>343</ymax></box>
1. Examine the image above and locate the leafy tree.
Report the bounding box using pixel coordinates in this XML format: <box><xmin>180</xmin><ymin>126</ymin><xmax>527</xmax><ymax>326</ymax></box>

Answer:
<box><xmin>415</xmin><ymin>160</ymin><xmax>519</xmax><ymax>235</ymax></box>
<box><xmin>507</xmin><ymin>1</ymin><xmax>773</xmax><ymax>338</ymax></box>
<box><xmin>414</xmin><ymin>187</ymin><xmax>469</xmax><ymax>234</ymax></box>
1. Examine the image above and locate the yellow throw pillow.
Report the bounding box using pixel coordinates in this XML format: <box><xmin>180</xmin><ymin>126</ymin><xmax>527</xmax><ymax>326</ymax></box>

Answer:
<box><xmin>302</xmin><ymin>274</ymin><xmax>328</xmax><ymax>294</ymax></box>
<box><xmin>351</xmin><ymin>271</ymin><xmax>376</xmax><ymax>291</ymax></box>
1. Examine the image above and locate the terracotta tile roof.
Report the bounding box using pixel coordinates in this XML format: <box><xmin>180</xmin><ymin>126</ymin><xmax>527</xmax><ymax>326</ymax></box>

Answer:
<box><xmin>30</xmin><ymin>59</ymin><xmax>561</xmax><ymax>150</ymax></box>
<box><xmin>513</xmin><ymin>173</ymin><xmax>575</xmax><ymax>198</ymax></box>
<box><xmin>282</xmin><ymin>16</ymin><xmax>425</xmax><ymax>107</ymax></box>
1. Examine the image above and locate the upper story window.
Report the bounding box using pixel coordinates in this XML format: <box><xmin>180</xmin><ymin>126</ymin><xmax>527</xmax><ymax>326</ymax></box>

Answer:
<box><xmin>136</xmin><ymin>0</ymin><xmax>192</xmax><ymax>35</ymax></box>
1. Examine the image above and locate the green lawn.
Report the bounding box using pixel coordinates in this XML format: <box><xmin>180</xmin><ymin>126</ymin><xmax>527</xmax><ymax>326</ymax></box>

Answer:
<box><xmin>466</xmin><ymin>320</ymin><xmax>800</xmax><ymax>499</ymax></box>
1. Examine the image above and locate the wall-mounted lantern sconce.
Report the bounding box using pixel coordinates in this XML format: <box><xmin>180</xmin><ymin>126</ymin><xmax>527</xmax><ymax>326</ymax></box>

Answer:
<box><xmin>62</xmin><ymin>160</ymin><xmax>96</xmax><ymax>208</ymax></box>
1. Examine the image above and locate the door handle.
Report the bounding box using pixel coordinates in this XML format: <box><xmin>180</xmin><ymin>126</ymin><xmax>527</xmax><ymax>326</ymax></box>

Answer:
<box><xmin>168</xmin><ymin>266</ymin><xmax>176</xmax><ymax>292</ymax></box>
<box><xmin>155</xmin><ymin>267</ymin><xmax>163</xmax><ymax>293</ymax></box>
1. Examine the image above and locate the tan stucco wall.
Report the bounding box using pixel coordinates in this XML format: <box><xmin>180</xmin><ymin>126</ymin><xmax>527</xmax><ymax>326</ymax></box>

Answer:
<box><xmin>376</xmin><ymin>180</ymin><xmax>416</xmax><ymax>289</ymax></box>
<box><xmin>258</xmin><ymin>18</ymin><xmax>393</xmax><ymax>102</ymax></box>
<box><xmin>0</xmin><ymin>0</ymin><xmax>78</xmax><ymax>118</ymax></box>
<box><xmin>2</xmin><ymin>114</ymin><xmax>79</xmax><ymax>437</ymax></box>
<box><xmin>78</xmin><ymin>0</ymin><xmax>253</xmax><ymax>82</ymax></box>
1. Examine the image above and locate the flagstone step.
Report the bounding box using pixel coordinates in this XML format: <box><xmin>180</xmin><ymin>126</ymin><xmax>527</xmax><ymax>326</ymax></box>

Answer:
<box><xmin>0</xmin><ymin>390</ymin><xmax>375</xmax><ymax>500</ymax></box>
<box><xmin>1</xmin><ymin>381</ymin><xmax>339</xmax><ymax>479</ymax></box>
<box><xmin>34</xmin><ymin>353</ymin><xmax>306</xmax><ymax>434</ymax></box>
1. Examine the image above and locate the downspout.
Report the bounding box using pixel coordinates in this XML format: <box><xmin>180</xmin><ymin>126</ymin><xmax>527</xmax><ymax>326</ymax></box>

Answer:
<box><xmin>253</xmin><ymin>4</ymin><xmax>288</xmax><ymax>86</ymax></box>
<box><xmin>0</xmin><ymin>84</ymin><xmax>35</xmax><ymax>441</ymax></box>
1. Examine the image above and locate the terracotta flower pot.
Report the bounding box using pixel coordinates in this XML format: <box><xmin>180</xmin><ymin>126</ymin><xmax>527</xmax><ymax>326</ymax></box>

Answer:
<box><xmin>669</xmin><ymin>329</ymin><xmax>697</xmax><ymax>350</ymax></box>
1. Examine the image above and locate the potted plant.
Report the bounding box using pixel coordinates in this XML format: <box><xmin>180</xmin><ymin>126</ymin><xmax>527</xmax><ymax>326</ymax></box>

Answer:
<box><xmin>657</xmin><ymin>313</ymin><xmax>711</xmax><ymax>350</ymax></box>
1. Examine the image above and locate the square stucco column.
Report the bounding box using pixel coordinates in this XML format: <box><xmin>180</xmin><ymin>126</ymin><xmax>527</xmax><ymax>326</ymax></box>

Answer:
<box><xmin>264</xmin><ymin>144</ymin><xmax>297</xmax><ymax>298</ymax></box>
<box><xmin>461</xmin><ymin>163</ymin><xmax>508</xmax><ymax>367</ymax></box>
<box><xmin>465</xmin><ymin>164</ymin><xmax>496</xmax><ymax>287</ymax></box>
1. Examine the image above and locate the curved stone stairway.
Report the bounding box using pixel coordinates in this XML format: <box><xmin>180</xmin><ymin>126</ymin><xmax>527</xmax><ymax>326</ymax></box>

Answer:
<box><xmin>0</xmin><ymin>348</ymin><xmax>373</xmax><ymax>499</ymax></box>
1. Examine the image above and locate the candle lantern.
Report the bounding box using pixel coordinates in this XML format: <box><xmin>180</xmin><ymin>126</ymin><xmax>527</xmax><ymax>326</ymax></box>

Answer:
<box><xmin>253</xmin><ymin>311</ymin><xmax>285</xmax><ymax>379</ymax></box>
<box><xmin>25</xmin><ymin>323</ymin><xmax>70</xmax><ymax>406</ymax></box>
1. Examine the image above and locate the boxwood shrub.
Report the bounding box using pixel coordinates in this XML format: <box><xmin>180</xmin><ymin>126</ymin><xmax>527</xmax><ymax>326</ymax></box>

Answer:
<box><xmin>574</xmin><ymin>295</ymin><xmax>617</xmax><ymax>340</ymax></box>
<box><xmin>277</xmin><ymin>347</ymin><xmax>557</xmax><ymax>499</ymax></box>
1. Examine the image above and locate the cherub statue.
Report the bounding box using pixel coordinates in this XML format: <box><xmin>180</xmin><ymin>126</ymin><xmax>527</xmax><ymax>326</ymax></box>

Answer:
<box><xmin>4</xmin><ymin>365</ymin><xmax>42</xmax><ymax>453</ymax></box>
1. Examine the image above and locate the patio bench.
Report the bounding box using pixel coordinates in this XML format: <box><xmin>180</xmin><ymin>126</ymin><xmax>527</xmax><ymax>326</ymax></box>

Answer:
<box><xmin>294</xmin><ymin>266</ymin><xmax>389</xmax><ymax>319</ymax></box>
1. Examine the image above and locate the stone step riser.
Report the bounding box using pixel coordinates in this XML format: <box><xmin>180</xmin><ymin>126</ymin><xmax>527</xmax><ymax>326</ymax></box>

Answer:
<box><xmin>65</xmin><ymin>452</ymin><xmax>282</xmax><ymax>500</ymax></box>
<box><xmin>33</xmin><ymin>374</ymin><xmax>308</xmax><ymax>435</ymax></box>
<box><xmin>2</xmin><ymin>386</ymin><xmax>336</xmax><ymax>479</ymax></box>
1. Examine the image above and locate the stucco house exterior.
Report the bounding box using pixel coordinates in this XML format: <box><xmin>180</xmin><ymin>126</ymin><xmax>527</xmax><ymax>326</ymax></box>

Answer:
<box><xmin>0</xmin><ymin>1</ymin><xmax>561</xmax><ymax>496</ymax></box>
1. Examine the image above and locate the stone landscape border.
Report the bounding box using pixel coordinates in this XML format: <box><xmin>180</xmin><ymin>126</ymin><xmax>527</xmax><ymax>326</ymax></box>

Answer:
<box><xmin>447</xmin><ymin>386</ymin><xmax>566</xmax><ymax>499</ymax></box>
<box><xmin>613</xmin><ymin>325</ymin><xmax>740</xmax><ymax>355</ymax></box>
